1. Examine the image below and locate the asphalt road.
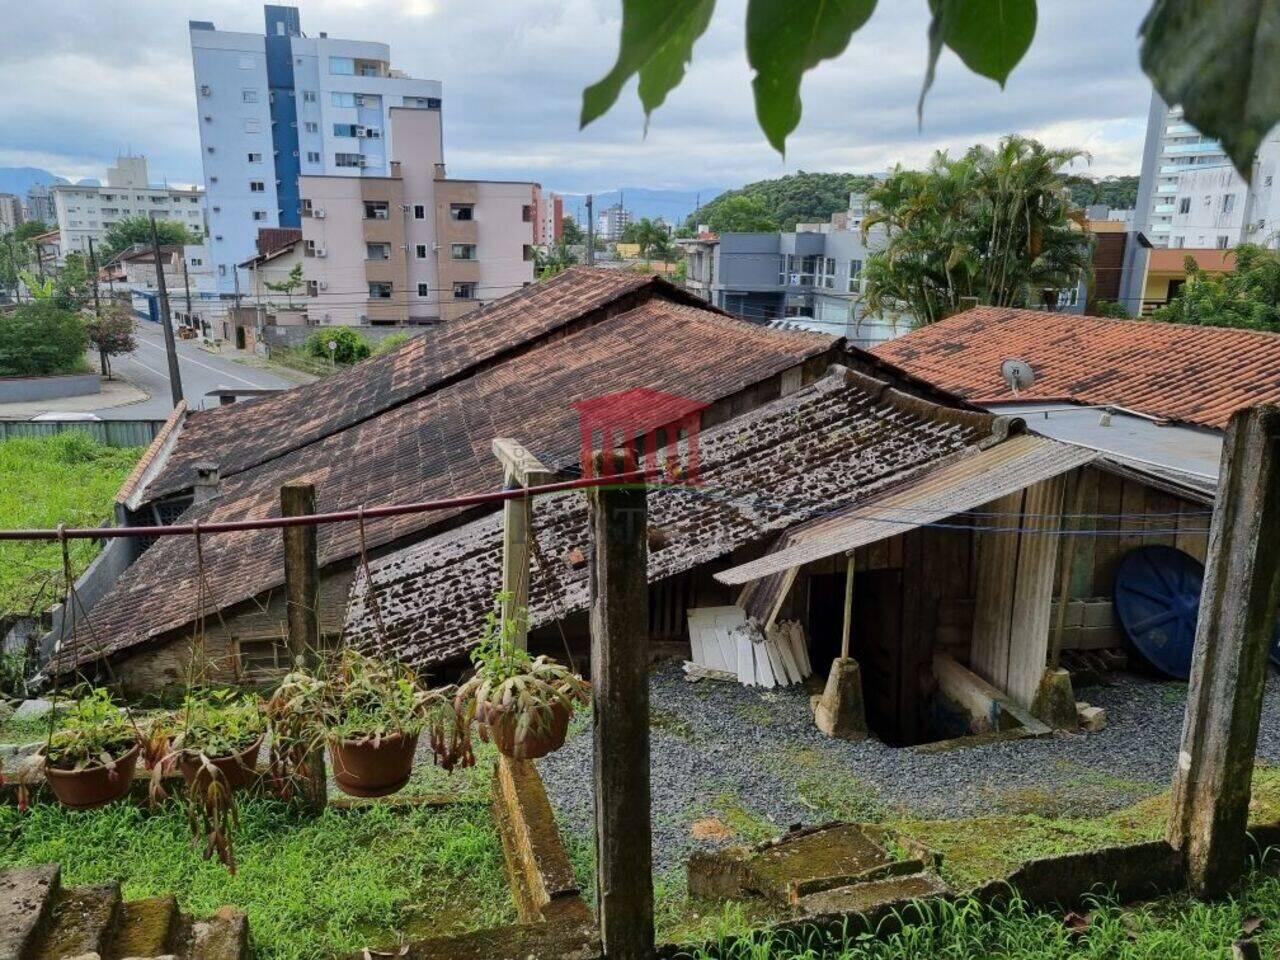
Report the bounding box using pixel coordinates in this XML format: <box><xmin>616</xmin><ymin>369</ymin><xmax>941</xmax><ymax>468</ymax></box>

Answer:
<box><xmin>99</xmin><ymin>322</ymin><xmax>299</xmax><ymax>420</ymax></box>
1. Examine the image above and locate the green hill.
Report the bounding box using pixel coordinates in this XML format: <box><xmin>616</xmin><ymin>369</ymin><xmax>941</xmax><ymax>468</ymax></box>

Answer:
<box><xmin>686</xmin><ymin>171</ymin><xmax>878</xmax><ymax>233</ymax></box>
<box><xmin>1063</xmin><ymin>174</ymin><xmax>1140</xmax><ymax>211</ymax></box>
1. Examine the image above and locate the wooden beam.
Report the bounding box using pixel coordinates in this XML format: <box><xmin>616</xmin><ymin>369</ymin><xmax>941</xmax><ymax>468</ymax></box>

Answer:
<box><xmin>493</xmin><ymin>438</ymin><xmax>553</xmax><ymax>650</ymax></box>
<box><xmin>840</xmin><ymin>552</ymin><xmax>855</xmax><ymax>660</ymax></box>
<box><xmin>1168</xmin><ymin>405</ymin><xmax>1280</xmax><ymax>897</ymax></box>
<box><xmin>1049</xmin><ymin>469</ymin><xmax>1086</xmax><ymax>669</ymax></box>
<box><xmin>1005</xmin><ymin>475</ymin><xmax>1066</xmax><ymax>708</ymax></box>
<box><xmin>280</xmin><ymin>481</ymin><xmax>326</xmax><ymax>812</ymax></box>
<box><xmin>588</xmin><ymin>451</ymin><xmax>654</xmax><ymax>960</ymax></box>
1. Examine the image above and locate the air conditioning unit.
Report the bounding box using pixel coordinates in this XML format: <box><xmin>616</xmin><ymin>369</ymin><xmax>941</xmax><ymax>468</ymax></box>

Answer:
<box><xmin>400</xmin><ymin>204</ymin><xmax>411</xmax><ymax>213</ymax></box>
<box><xmin>314</xmin><ymin>246</ymin><xmax>327</xmax><ymax>258</ymax></box>
<box><xmin>318</xmin><ymin>280</ymin><xmax>328</xmax><ymax>290</ymax></box>
<box><xmin>358</xmin><ymin>314</ymin><xmax>369</xmax><ymax>325</ymax></box>
<box><xmin>313</xmin><ymin>209</ymin><xmax>325</xmax><ymax>219</ymax></box>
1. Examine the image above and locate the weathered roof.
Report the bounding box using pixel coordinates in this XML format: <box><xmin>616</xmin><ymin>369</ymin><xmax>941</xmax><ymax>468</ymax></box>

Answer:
<box><xmin>341</xmin><ymin>368</ymin><xmax>1001</xmax><ymax>670</ymax></box>
<box><xmin>717</xmin><ymin>433</ymin><xmax>1096</xmax><ymax>589</ymax></box>
<box><xmin>60</xmin><ymin>288</ymin><xmax>832</xmax><ymax>671</ymax></box>
<box><xmin>870</xmin><ymin>306</ymin><xmax>1280</xmax><ymax>430</ymax></box>
<box><xmin>1146</xmin><ymin>247</ymin><xmax>1235</xmax><ymax>274</ymax></box>
<box><xmin>138</xmin><ymin>267</ymin><xmax>666</xmax><ymax>500</ymax></box>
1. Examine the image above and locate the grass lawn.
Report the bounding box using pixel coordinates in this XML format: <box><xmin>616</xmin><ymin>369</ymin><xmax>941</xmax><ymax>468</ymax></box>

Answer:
<box><xmin>0</xmin><ymin>433</ymin><xmax>141</xmax><ymax>619</ymax></box>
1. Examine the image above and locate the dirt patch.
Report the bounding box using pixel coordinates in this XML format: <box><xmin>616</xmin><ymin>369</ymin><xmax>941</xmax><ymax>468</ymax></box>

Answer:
<box><xmin>691</xmin><ymin>817</ymin><xmax>735</xmax><ymax>840</ymax></box>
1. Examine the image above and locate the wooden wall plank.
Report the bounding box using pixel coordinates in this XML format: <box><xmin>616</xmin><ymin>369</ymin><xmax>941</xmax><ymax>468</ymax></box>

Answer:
<box><xmin>1069</xmin><ymin>467</ymin><xmax>1100</xmax><ymax>599</ymax></box>
<box><xmin>1092</xmin><ymin>470</ymin><xmax>1124</xmax><ymax>597</ymax></box>
<box><xmin>1006</xmin><ymin>476</ymin><xmax>1066</xmax><ymax>708</ymax></box>
<box><xmin>970</xmin><ymin>491</ymin><xmax>1024</xmax><ymax>691</ymax></box>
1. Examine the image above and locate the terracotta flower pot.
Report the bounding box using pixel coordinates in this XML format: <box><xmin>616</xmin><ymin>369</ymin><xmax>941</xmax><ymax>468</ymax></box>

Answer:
<box><xmin>329</xmin><ymin>731</ymin><xmax>418</xmax><ymax>798</ymax></box>
<box><xmin>178</xmin><ymin>735</ymin><xmax>264</xmax><ymax>795</ymax></box>
<box><xmin>478</xmin><ymin>700</ymin><xmax>571</xmax><ymax>761</ymax></box>
<box><xmin>45</xmin><ymin>742</ymin><xmax>141</xmax><ymax>810</ymax></box>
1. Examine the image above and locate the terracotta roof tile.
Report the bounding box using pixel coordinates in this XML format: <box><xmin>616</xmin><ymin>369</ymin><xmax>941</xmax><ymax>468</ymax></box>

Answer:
<box><xmin>61</xmin><ymin>289</ymin><xmax>832</xmax><ymax>670</ymax></box>
<box><xmin>870</xmin><ymin>307</ymin><xmax>1280</xmax><ymax>429</ymax></box>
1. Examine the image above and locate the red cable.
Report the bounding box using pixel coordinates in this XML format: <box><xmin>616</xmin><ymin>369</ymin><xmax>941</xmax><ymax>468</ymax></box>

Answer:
<box><xmin>0</xmin><ymin>468</ymin><xmax>659</xmax><ymax>542</ymax></box>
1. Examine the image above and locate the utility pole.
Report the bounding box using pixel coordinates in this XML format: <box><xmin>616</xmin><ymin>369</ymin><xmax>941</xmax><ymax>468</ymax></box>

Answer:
<box><xmin>149</xmin><ymin>216</ymin><xmax>185</xmax><ymax>408</ymax></box>
<box><xmin>585</xmin><ymin>194</ymin><xmax>595</xmax><ymax>268</ymax></box>
<box><xmin>88</xmin><ymin>238</ymin><xmax>105</xmax><ymax>376</ymax></box>
<box><xmin>181</xmin><ymin>254</ymin><xmax>193</xmax><ymax>332</ymax></box>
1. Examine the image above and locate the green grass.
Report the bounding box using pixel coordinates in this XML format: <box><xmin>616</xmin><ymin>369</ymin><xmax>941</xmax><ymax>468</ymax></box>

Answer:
<box><xmin>675</xmin><ymin>867</ymin><xmax>1280</xmax><ymax>959</ymax></box>
<box><xmin>0</xmin><ymin>433</ymin><xmax>141</xmax><ymax>618</ymax></box>
<box><xmin>0</xmin><ymin>794</ymin><xmax>514</xmax><ymax>960</ymax></box>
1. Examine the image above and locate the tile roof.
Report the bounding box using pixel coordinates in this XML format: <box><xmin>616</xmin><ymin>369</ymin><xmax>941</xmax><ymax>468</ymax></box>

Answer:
<box><xmin>139</xmin><ymin>267</ymin><xmax>662</xmax><ymax>501</ymax></box>
<box><xmin>340</xmin><ymin>368</ymin><xmax>1000</xmax><ymax>670</ymax></box>
<box><xmin>61</xmin><ymin>290</ymin><xmax>832</xmax><ymax>671</ymax></box>
<box><xmin>870</xmin><ymin>306</ymin><xmax>1280</xmax><ymax>430</ymax></box>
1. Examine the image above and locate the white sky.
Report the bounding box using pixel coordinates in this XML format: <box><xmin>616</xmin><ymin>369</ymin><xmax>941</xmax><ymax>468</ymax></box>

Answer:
<box><xmin>0</xmin><ymin>0</ymin><xmax>1154</xmax><ymax>194</ymax></box>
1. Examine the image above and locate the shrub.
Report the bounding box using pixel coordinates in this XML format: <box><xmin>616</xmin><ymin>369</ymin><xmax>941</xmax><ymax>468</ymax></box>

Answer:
<box><xmin>0</xmin><ymin>302</ymin><xmax>89</xmax><ymax>376</ymax></box>
<box><xmin>304</xmin><ymin>327</ymin><xmax>371</xmax><ymax>366</ymax></box>
<box><xmin>373</xmin><ymin>332</ymin><xmax>410</xmax><ymax>356</ymax></box>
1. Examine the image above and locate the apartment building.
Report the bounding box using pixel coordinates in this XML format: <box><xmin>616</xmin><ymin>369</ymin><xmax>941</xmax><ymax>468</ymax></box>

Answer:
<box><xmin>51</xmin><ymin>156</ymin><xmax>204</xmax><ymax>257</ymax></box>
<box><xmin>534</xmin><ymin>189</ymin><xmax>564</xmax><ymax>246</ymax></box>
<box><xmin>300</xmin><ymin>107</ymin><xmax>536</xmax><ymax>325</ymax></box>
<box><xmin>190</xmin><ymin>4</ymin><xmax>443</xmax><ymax>295</ymax></box>
<box><xmin>0</xmin><ymin>194</ymin><xmax>22</xmax><ymax>233</ymax></box>
<box><xmin>597</xmin><ymin>203</ymin><xmax>631</xmax><ymax>242</ymax></box>
<box><xmin>25</xmin><ymin>184</ymin><xmax>56</xmax><ymax>224</ymax></box>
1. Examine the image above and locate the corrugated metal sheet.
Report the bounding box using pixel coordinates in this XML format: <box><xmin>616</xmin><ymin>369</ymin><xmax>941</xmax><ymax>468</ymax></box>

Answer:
<box><xmin>0</xmin><ymin>419</ymin><xmax>164</xmax><ymax>447</ymax></box>
<box><xmin>718</xmin><ymin>434</ymin><xmax>1096</xmax><ymax>588</ymax></box>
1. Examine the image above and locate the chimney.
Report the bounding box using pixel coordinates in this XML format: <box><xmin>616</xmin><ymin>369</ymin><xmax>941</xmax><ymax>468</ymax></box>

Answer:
<box><xmin>193</xmin><ymin>461</ymin><xmax>221</xmax><ymax>504</ymax></box>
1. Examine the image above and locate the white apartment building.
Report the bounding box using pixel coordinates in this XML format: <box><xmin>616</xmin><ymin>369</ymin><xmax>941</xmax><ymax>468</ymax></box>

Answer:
<box><xmin>300</xmin><ymin>107</ymin><xmax>536</xmax><ymax>326</ymax></box>
<box><xmin>190</xmin><ymin>4</ymin><xmax>443</xmax><ymax>294</ymax></box>
<box><xmin>0</xmin><ymin>194</ymin><xmax>23</xmax><ymax>233</ymax></box>
<box><xmin>597</xmin><ymin>203</ymin><xmax>631</xmax><ymax>242</ymax></box>
<box><xmin>52</xmin><ymin>156</ymin><xmax>204</xmax><ymax>257</ymax></box>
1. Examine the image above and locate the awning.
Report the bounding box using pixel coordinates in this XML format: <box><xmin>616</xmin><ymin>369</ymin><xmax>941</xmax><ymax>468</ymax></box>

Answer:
<box><xmin>718</xmin><ymin>434</ymin><xmax>1096</xmax><ymax>589</ymax></box>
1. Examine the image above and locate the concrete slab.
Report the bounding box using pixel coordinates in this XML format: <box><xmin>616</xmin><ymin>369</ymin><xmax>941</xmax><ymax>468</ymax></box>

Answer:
<box><xmin>188</xmin><ymin>907</ymin><xmax>248</xmax><ymax>960</ymax></box>
<box><xmin>743</xmin><ymin>823</ymin><xmax>894</xmax><ymax>905</ymax></box>
<box><xmin>796</xmin><ymin>871</ymin><xmax>950</xmax><ymax>916</ymax></box>
<box><xmin>32</xmin><ymin>883</ymin><xmax>120</xmax><ymax>960</ymax></box>
<box><xmin>0</xmin><ymin>864</ymin><xmax>59</xmax><ymax>960</ymax></box>
<box><xmin>108</xmin><ymin>896</ymin><xmax>178</xmax><ymax>959</ymax></box>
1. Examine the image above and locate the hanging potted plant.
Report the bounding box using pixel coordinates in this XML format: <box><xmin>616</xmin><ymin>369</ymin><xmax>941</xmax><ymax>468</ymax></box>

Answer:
<box><xmin>268</xmin><ymin>650</ymin><xmax>469</xmax><ymax>799</ymax></box>
<box><xmin>455</xmin><ymin>598</ymin><xmax>589</xmax><ymax>761</ymax></box>
<box><xmin>39</xmin><ymin>686</ymin><xmax>142</xmax><ymax>810</ymax></box>
<box><xmin>147</xmin><ymin>689</ymin><xmax>266</xmax><ymax>795</ymax></box>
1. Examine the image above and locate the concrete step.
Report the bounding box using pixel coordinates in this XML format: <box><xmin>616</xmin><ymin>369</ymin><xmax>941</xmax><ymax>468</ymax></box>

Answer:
<box><xmin>105</xmin><ymin>897</ymin><xmax>179</xmax><ymax>960</ymax></box>
<box><xmin>795</xmin><ymin>870</ymin><xmax>950</xmax><ymax>917</ymax></box>
<box><xmin>31</xmin><ymin>883</ymin><xmax>121</xmax><ymax>960</ymax></box>
<box><xmin>0</xmin><ymin>865</ymin><xmax>60</xmax><ymax>960</ymax></box>
<box><xmin>185</xmin><ymin>907</ymin><xmax>248</xmax><ymax>960</ymax></box>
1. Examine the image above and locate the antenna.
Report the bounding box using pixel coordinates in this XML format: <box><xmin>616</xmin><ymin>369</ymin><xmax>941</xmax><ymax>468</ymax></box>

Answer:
<box><xmin>1000</xmin><ymin>358</ymin><xmax>1035</xmax><ymax>396</ymax></box>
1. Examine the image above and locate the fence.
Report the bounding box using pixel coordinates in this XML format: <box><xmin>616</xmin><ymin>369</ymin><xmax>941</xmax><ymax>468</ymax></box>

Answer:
<box><xmin>0</xmin><ymin>419</ymin><xmax>166</xmax><ymax>447</ymax></box>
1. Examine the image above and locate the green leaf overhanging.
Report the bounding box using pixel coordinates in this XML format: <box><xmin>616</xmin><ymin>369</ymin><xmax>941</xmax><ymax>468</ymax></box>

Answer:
<box><xmin>581</xmin><ymin>0</ymin><xmax>717</xmax><ymax>130</ymax></box>
<box><xmin>921</xmin><ymin>0</ymin><xmax>1037</xmax><ymax>121</ymax></box>
<box><xmin>1140</xmin><ymin>0</ymin><xmax>1280</xmax><ymax>180</ymax></box>
<box><xmin>746</xmin><ymin>0</ymin><xmax>878</xmax><ymax>155</ymax></box>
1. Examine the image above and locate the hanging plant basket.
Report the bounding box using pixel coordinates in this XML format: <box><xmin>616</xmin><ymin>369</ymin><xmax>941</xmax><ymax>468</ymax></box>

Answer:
<box><xmin>329</xmin><ymin>731</ymin><xmax>419</xmax><ymax>797</ymax></box>
<box><xmin>476</xmin><ymin>699</ymin><xmax>572</xmax><ymax>761</ymax></box>
<box><xmin>178</xmin><ymin>735</ymin><xmax>264</xmax><ymax>794</ymax></box>
<box><xmin>45</xmin><ymin>742</ymin><xmax>141</xmax><ymax>810</ymax></box>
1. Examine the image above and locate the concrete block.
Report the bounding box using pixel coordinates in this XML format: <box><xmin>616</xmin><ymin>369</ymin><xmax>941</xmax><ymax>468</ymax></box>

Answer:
<box><xmin>0</xmin><ymin>864</ymin><xmax>59</xmax><ymax>960</ymax></box>
<box><xmin>1078</xmin><ymin>704</ymin><xmax>1108</xmax><ymax>732</ymax></box>
<box><xmin>189</xmin><ymin>906</ymin><xmax>248</xmax><ymax>960</ymax></box>
<box><xmin>12</xmin><ymin>699</ymin><xmax>53</xmax><ymax>723</ymax></box>
<box><xmin>1031</xmin><ymin>668</ymin><xmax>1077</xmax><ymax>730</ymax></box>
<box><xmin>813</xmin><ymin>658</ymin><xmax>867</xmax><ymax>740</ymax></box>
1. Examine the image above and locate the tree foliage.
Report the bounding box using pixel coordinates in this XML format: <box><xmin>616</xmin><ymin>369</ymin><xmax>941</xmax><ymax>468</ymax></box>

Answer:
<box><xmin>0</xmin><ymin>302</ymin><xmax>89</xmax><ymax>376</ymax></box>
<box><xmin>100</xmin><ymin>216</ymin><xmax>200</xmax><ymax>261</ymax></box>
<box><xmin>535</xmin><ymin>242</ymin><xmax>579</xmax><ymax>279</ymax></box>
<box><xmin>85</xmin><ymin>305</ymin><xmax>137</xmax><ymax>378</ymax></box>
<box><xmin>304</xmin><ymin>327</ymin><xmax>371</xmax><ymax>366</ymax></box>
<box><xmin>562</xmin><ymin>216</ymin><xmax>585</xmax><ymax>246</ymax></box>
<box><xmin>1153</xmin><ymin>244</ymin><xmax>1280</xmax><ymax>333</ymax></box>
<box><xmin>13</xmin><ymin>221</ymin><xmax>50</xmax><ymax>242</ymax></box>
<box><xmin>688</xmin><ymin>172</ymin><xmax>875</xmax><ymax>233</ymax></box>
<box><xmin>861</xmin><ymin>135</ymin><xmax>1092</xmax><ymax>327</ymax></box>
<box><xmin>584</xmin><ymin>1</ymin><xmax>1276</xmax><ymax>178</ymax></box>
<box><xmin>1062</xmin><ymin>175</ymin><xmax>1141</xmax><ymax>211</ymax></box>
<box><xmin>264</xmin><ymin>264</ymin><xmax>305</xmax><ymax>306</ymax></box>
<box><xmin>620</xmin><ymin>218</ymin><xmax>676</xmax><ymax>260</ymax></box>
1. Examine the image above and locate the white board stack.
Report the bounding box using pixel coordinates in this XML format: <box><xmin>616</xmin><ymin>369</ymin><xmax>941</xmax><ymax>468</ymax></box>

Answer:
<box><xmin>685</xmin><ymin>606</ymin><xmax>813</xmax><ymax>687</ymax></box>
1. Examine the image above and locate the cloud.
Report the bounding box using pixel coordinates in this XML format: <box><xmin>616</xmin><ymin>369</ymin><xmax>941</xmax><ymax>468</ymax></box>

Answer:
<box><xmin>3</xmin><ymin>0</ymin><xmax>1155</xmax><ymax>192</ymax></box>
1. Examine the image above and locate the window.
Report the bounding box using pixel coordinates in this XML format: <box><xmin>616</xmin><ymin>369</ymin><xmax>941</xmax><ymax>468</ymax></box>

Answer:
<box><xmin>189</xmin><ymin>258</ymin><xmax>203</xmax><ymax>267</ymax></box>
<box><xmin>218</xmin><ymin>265</ymin><xmax>227</xmax><ymax>276</ymax></box>
<box><xmin>247</xmin><ymin>152</ymin><xmax>263</xmax><ymax>163</ymax></box>
<box><xmin>522</xmin><ymin>205</ymin><xmax>533</xmax><ymax>222</ymax></box>
<box><xmin>1222</xmin><ymin>193</ymin><xmax>1236</xmax><ymax>214</ymax></box>
<box><xmin>363</xmin><ymin>201</ymin><xmax>390</xmax><ymax>220</ymax></box>
<box><xmin>305</xmin><ymin>239</ymin><xmax>318</xmax><ymax>256</ymax></box>
<box><xmin>1267</xmin><ymin>176</ymin><xmax>1275</xmax><ymax>187</ymax></box>
<box><xmin>847</xmin><ymin>259</ymin><xmax>863</xmax><ymax>293</ymax></box>
<box><xmin>302</xmin><ymin>90</ymin><xmax>317</xmax><ymax>103</ymax></box>
<box><xmin>453</xmin><ymin>282</ymin><xmax>477</xmax><ymax>299</ymax></box>
<box><xmin>252</xmin><ymin>210</ymin><xmax>268</xmax><ymax>221</ymax></box>
<box><xmin>306</xmin><ymin>280</ymin><xmax>319</xmax><ymax>297</ymax></box>
<box><xmin>306</xmin><ymin>151</ymin><xmax>321</xmax><ymax>163</ymax></box>
<box><xmin>523</xmin><ymin>244</ymin><xmax>534</xmax><ymax>262</ymax></box>
<box><xmin>329</xmin><ymin>56</ymin><xmax>355</xmax><ymax>75</ymax></box>
<box><xmin>451</xmin><ymin>243</ymin><xmax>477</xmax><ymax>260</ymax></box>
<box><xmin>331</xmin><ymin>92</ymin><xmax>357</xmax><ymax>108</ymax></box>
<box><xmin>1172</xmin><ymin>236</ymin><xmax>1185</xmax><ymax>247</ymax></box>
<box><xmin>1217</xmin><ymin>235</ymin><xmax>1230</xmax><ymax>249</ymax></box>
<box><xmin>241</xmin><ymin>89</ymin><xmax>258</xmax><ymax>103</ymax></box>
<box><xmin>304</xmin><ymin>121</ymin><xmax>319</xmax><ymax>134</ymax></box>
<box><xmin>244</xmin><ymin>119</ymin><xmax>262</xmax><ymax>133</ymax></box>
<box><xmin>819</xmin><ymin>256</ymin><xmax>836</xmax><ymax>289</ymax></box>
<box><xmin>237</xmin><ymin>638</ymin><xmax>290</xmax><ymax>678</ymax></box>
<box><xmin>1178</xmin><ymin>197</ymin><xmax>1191</xmax><ymax>214</ymax></box>
<box><xmin>335</xmin><ymin>152</ymin><xmax>362</xmax><ymax>167</ymax></box>
<box><xmin>368</xmin><ymin>281</ymin><xmax>393</xmax><ymax>298</ymax></box>
<box><xmin>366</xmin><ymin>242</ymin><xmax>391</xmax><ymax>260</ymax></box>
<box><xmin>301</xmin><ymin>198</ymin><xmax>313</xmax><ymax>216</ymax></box>
<box><xmin>250</xmin><ymin>180</ymin><xmax>265</xmax><ymax>192</ymax></box>
<box><xmin>415</xmin><ymin>244</ymin><xmax>428</xmax><ymax>259</ymax></box>
<box><xmin>413</xmin><ymin>204</ymin><xmax>426</xmax><ymax>220</ymax></box>
<box><xmin>449</xmin><ymin>203</ymin><xmax>474</xmax><ymax>221</ymax></box>
<box><xmin>417</xmin><ymin>283</ymin><xmax>430</xmax><ymax>297</ymax></box>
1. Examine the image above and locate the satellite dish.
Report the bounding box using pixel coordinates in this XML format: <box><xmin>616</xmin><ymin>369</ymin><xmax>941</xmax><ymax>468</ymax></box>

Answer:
<box><xmin>1000</xmin><ymin>358</ymin><xmax>1035</xmax><ymax>395</ymax></box>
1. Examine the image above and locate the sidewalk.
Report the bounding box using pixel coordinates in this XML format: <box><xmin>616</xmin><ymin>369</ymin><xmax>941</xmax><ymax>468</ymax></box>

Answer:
<box><xmin>0</xmin><ymin>376</ymin><xmax>150</xmax><ymax>419</ymax></box>
<box><xmin>200</xmin><ymin>341</ymin><xmax>319</xmax><ymax>387</ymax></box>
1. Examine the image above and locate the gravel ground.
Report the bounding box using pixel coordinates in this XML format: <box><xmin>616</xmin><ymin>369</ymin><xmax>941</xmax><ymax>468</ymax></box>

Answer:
<box><xmin>538</xmin><ymin>661</ymin><xmax>1280</xmax><ymax>876</ymax></box>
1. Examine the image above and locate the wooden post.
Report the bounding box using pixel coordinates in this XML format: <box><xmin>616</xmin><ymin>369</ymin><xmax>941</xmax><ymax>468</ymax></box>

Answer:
<box><xmin>281</xmin><ymin>481</ymin><xmax>326</xmax><ymax>811</ymax></box>
<box><xmin>587</xmin><ymin>451</ymin><xmax>654</xmax><ymax>960</ymax></box>
<box><xmin>1168</xmin><ymin>405</ymin><xmax>1280</xmax><ymax>897</ymax></box>
<box><xmin>840</xmin><ymin>553</ymin><xmax>855</xmax><ymax>659</ymax></box>
<box><xmin>493</xmin><ymin>439</ymin><xmax>552</xmax><ymax>649</ymax></box>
